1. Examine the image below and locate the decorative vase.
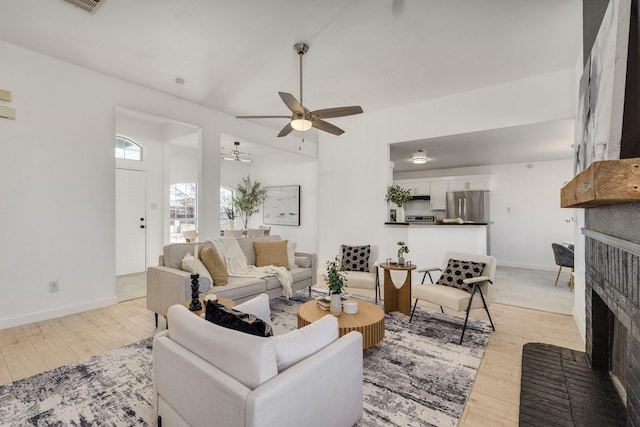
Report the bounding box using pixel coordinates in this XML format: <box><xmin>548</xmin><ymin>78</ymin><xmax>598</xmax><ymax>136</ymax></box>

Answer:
<box><xmin>396</xmin><ymin>206</ymin><xmax>405</xmax><ymax>223</ymax></box>
<box><xmin>330</xmin><ymin>293</ymin><xmax>342</xmax><ymax>317</ymax></box>
<box><xmin>398</xmin><ymin>256</ymin><xmax>405</xmax><ymax>265</ymax></box>
<box><xmin>227</xmin><ymin>219</ymin><xmax>235</xmax><ymax>230</ymax></box>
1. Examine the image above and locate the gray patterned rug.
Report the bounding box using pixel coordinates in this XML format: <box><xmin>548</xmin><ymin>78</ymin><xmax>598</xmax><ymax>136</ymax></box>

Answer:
<box><xmin>0</xmin><ymin>290</ymin><xmax>491</xmax><ymax>426</ymax></box>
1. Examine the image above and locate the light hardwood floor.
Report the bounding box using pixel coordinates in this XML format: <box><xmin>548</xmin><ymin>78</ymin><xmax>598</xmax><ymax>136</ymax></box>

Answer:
<box><xmin>0</xmin><ymin>287</ymin><xmax>584</xmax><ymax>426</ymax></box>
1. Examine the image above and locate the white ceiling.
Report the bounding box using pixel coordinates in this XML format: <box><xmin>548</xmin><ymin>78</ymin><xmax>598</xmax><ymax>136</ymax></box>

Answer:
<box><xmin>0</xmin><ymin>0</ymin><xmax>582</xmax><ymax>167</ymax></box>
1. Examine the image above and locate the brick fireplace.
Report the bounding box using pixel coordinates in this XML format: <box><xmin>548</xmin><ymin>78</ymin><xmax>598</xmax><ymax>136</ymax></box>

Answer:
<box><xmin>585</xmin><ymin>201</ymin><xmax>640</xmax><ymax>425</ymax></box>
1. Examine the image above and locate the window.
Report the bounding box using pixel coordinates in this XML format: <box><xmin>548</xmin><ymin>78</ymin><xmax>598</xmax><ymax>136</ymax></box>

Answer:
<box><xmin>170</xmin><ymin>183</ymin><xmax>197</xmax><ymax>242</ymax></box>
<box><xmin>220</xmin><ymin>186</ymin><xmax>234</xmax><ymax>229</ymax></box>
<box><xmin>115</xmin><ymin>135</ymin><xmax>142</xmax><ymax>161</ymax></box>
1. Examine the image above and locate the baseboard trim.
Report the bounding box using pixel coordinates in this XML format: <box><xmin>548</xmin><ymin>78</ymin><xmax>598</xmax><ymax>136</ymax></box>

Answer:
<box><xmin>0</xmin><ymin>296</ymin><xmax>118</xmax><ymax>329</ymax></box>
<box><xmin>496</xmin><ymin>262</ymin><xmax>558</xmax><ymax>272</ymax></box>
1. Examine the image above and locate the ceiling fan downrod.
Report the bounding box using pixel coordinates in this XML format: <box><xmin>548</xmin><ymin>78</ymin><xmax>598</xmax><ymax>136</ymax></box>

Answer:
<box><xmin>294</xmin><ymin>43</ymin><xmax>309</xmax><ymax>110</ymax></box>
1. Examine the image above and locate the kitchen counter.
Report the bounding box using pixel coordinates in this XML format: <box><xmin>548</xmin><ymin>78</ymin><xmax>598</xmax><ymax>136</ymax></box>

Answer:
<box><xmin>384</xmin><ymin>222</ymin><xmax>488</xmax><ymax>226</ymax></box>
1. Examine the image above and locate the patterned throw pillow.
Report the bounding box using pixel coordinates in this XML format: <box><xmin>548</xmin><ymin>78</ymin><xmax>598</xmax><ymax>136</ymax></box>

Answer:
<box><xmin>205</xmin><ymin>302</ymin><xmax>273</xmax><ymax>337</ymax></box>
<box><xmin>436</xmin><ymin>259</ymin><xmax>486</xmax><ymax>292</ymax></box>
<box><xmin>340</xmin><ymin>245</ymin><xmax>371</xmax><ymax>272</ymax></box>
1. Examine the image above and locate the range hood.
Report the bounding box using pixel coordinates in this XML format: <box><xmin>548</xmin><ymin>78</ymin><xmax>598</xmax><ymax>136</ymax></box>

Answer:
<box><xmin>409</xmin><ymin>195</ymin><xmax>431</xmax><ymax>200</ymax></box>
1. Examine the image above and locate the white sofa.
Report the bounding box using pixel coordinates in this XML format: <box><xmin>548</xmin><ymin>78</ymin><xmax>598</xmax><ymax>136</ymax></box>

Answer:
<box><xmin>147</xmin><ymin>235</ymin><xmax>317</xmax><ymax>326</ymax></box>
<box><xmin>153</xmin><ymin>304</ymin><xmax>363</xmax><ymax>427</ymax></box>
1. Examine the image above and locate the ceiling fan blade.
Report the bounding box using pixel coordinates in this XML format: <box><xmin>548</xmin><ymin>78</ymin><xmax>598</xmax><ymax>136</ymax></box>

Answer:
<box><xmin>236</xmin><ymin>115</ymin><xmax>291</xmax><ymax>119</ymax></box>
<box><xmin>277</xmin><ymin>122</ymin><xmax>294</xmax><ymax>138</ymax></box>
<box><xmin>312</xmin><ymin>119</ymin><xmax>344</xmax><ymax>136</ymax></box>
<box><xmin>312</xmin><ymin>106</ymin><xmax>363</xmax><ymax>119</ymax></box>
<box><xmin>279</xmin><ymin>92</ymin><xmax>305</xmax><ymax>115</ymax></box>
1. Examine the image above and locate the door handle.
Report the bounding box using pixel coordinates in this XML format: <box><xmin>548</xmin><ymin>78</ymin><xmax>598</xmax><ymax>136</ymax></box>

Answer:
<box><xmin>140</xmin><ymin>218</ymin><xmax>145</xmax><ymax>221</ymax></box>
<box><xmin>140</xmin><ymin>225</ymin><xmax>145</xmax><ymax>229</ymax></box>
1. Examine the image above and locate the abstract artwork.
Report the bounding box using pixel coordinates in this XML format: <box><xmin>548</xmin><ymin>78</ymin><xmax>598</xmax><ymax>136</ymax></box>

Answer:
<box><xmin>575</xmin><ymin>0</ymin><xmax>631</xmax><ymax>174</ymax></box>
<box><xmin>263</xmin><ymin>185</ymin><xmax>300</xmax><ymax>226</ymax></box>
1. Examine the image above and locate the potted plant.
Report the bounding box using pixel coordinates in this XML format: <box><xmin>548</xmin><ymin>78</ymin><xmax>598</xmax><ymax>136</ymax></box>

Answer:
<box><xmin>385</xmin><ymin>185</ymin><xmax>412</xmax><ymax>222</ymax></box>
<box><xmin>233</xmin><ymin>176</ymin><xmax>266</xmax><ymax>230</ymax></box>
<box><xmin>223</xmin><ymin>206</ymin><xmax>236</xmax><ymax>230</ymax></box>
<box><xmin>397</xmin><ymin>241</ymin><xmax>409</xmax><ymax>265</ymax></box>
<box><xmin>324</xmin><ymin>255</ymin><xmax>347</xmax><ymax>316</ymax></box>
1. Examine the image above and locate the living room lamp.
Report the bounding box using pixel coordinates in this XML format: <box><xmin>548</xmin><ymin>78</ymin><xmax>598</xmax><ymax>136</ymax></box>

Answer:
<box><xmin>411</xmin><ymin>149</ymin><xmax>428</xmax><ymax>164</ymax></box>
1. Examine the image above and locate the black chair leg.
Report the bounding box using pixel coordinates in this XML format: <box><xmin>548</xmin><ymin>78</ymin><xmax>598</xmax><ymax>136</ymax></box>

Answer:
<box><xmin>459</xmin><ymin>286</ymin><xmax>478</xmax><ymax>345</ymax></box>
<box><xmin>308</xmin><ymin>286</ymin><xmax>312</xmax><ymax>298</ymax></box>
<box><xmin>155</xmin><ymin>313</ymin><xmax>158</xmax><ymax>328</ymax></box>
<box><xmin>440</xmin><ymin>306</ymin><xmax>444</xmax><ymax>314</ymax></box>
<box><xmin>409</xmin><ymin>298</ymin><xmax>419</xmax><ymax>322</ymax></box>
<box><xmin>477</xmin><ymin>288</ymin><xmax>495</xmax><ymax>331</ymax></box>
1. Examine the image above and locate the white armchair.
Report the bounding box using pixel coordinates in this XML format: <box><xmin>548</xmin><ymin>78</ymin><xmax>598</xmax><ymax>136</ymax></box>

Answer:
<box><xmin>153</xmin><ymin>304</ymin><xmax>363</xmax><ymax>427</ymax></box>
<box><xmin>411</xmin><ymin>251</ymin><xmax>496</xmax><ymax>344</ymax></box>
<box><xmin>339</xmin><ymin>244</ymin><xmax>380</xmax><ymax>304</ymax></box>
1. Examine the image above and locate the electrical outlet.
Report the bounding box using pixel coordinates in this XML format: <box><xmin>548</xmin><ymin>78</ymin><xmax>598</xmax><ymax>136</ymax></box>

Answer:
<box><xmin>49</xmin><ymin>281</ymin><xmax>59</xmax><ymax>293</ymax></box>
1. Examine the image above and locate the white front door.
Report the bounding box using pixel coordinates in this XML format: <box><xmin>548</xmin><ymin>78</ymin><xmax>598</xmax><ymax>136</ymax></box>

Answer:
<box><xmin>116</xmin><ymin>169</ymin><xmax>146</xmax><ymax>275</ymax></box>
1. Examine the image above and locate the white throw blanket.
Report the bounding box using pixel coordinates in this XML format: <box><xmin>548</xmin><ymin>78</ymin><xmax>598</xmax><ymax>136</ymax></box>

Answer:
<box><xmin>209</xmin><ymin>237</ymin><xmax>293</xmax><ymax>298</ymax></box>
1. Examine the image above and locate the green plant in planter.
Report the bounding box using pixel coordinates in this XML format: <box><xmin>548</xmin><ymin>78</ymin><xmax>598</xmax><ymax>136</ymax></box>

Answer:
<box><xmin>385</xmin><ymin>185</ymin><xmax>412</xmax><ymax>208</ymax></box>
<box><xmin>224</xmin><ymin>206</ymin><xmax>236</xmax><ymax>220</ymax></box>
<box><xmin>397</xmin><ymin>241</ymin><xmax>409</xmax><ymax>259</ymax></box>
<box><xmin>233</xmin><ymin>176</ymin><xmax>266</xmax><ymax>229</ymax></box>
<box><xmin>324</xmin><ymin>255</ymin><xmax>347</xmax><ymax>295</ymax></box>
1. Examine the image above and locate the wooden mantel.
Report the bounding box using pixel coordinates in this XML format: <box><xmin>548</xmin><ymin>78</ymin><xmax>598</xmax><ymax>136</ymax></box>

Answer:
<box><xmin>561</xmin><ymin>158</ymin><xmax>640</xmax><ymax>208</ymax></box>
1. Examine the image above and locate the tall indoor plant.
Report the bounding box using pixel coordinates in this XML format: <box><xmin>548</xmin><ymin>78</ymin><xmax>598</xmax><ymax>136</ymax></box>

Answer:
<box><xmin>233</xmin><ymin>176</ymin><xmax>266</xmax><ymax>229</ymax></box>
<box><xmin>385</xmin><ymin>184</ymin><xmax>412</xmax><ymax>222</ymax></box>
<box><xmin>324</xmin><ymin>255</ymin><xmax>347</xmax><ymax>316</ymax></box>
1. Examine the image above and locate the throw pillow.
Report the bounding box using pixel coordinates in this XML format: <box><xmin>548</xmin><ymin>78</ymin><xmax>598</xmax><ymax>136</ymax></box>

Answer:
<box><xmin>287</xmin><ymin>241</ymin><xmax>297</xmax><ymax>269</ymax></box>
<box><xmin>233</xmin><ymin>294</ymin><xmax>271</xmax><ymax>325</ymax></box>
<box><xmin>340</xmin><ymin>245</ymin><xmax>371</xmax><ymax>272</ymax></box>
<box><xmin>200</xmin><ymin>246</ymin><xmax>228</xmax><ymax>286</ymax></box>
<box><xmin>205</xmin><ymin>302</ymin><xmax>273</xmax><ymax>337</ymax></box>
<box><xmin>436</xmin><ymin>259</ymin><xmax>486</xmax><ymax>292</ymax></box>
<box><xmin>272</xmin><ymin>314</ymin><xmax>338</xmax><ymax>372</ymax></box>
<box><xmin>254</xmin><ymin>240</ymin><xmax>289</xmax><ymax>269</ymax></box>
<box><xmin>181</xmin><ymin>253</ymin><xmax>213</xmax><ymax>292</ymax></box>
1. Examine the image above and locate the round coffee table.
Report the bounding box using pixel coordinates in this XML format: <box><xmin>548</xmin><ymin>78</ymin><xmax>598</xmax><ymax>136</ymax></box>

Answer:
<box><xmin>297</xmin><ymin>299</ymin><xmax>385</xmax><ymax>349</ymax></box>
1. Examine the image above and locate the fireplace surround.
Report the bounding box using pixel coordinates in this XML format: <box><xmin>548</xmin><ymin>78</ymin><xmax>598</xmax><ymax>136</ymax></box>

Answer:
<box><xmin>585</xmin><ymin>201</ymin><xmax>640</xmax><ymax>424</ymax></box>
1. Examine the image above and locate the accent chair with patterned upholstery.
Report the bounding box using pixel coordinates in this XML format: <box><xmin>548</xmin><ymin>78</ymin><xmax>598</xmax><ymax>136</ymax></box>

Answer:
<box><xmin>411</xmin><ymin>251</ymin><xmax>496</xmax><ymax>344</ymax></box>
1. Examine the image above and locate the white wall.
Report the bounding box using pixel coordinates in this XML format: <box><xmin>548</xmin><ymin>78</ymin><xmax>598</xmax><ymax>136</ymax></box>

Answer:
<box><xmin>250</xmin><ymin>153</ymin><xmax>318</xmax><ymax>254</ymax></box>
<box><xmin>317</xmin><ymin>69</ymin><xmax>577</xmax><ymax>272</ymax></box>
<box><xmin>0</xmin><ymin>40</ymin><xmax>288</xmax><ymax>328</ymax></box>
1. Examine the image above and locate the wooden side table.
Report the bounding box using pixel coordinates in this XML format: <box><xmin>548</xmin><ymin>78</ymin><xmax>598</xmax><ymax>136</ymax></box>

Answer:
<box><xmin>380</xmin><ymin>263</ymin><xmax>417</xmax><ymax>315</ymax></box>
<box><xmin>297</xmin><ymin>299</ymin><xmax>385</xmax><ymax>349</ymax></box>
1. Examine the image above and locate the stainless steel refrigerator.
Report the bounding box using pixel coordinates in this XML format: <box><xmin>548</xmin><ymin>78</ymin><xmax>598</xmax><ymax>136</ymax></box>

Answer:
<box><xmin>446</xmin><ymin>190</ymin><xmax>491</xmax><ymax>253</ymax></box>
<box><xmin>446</xmin><ymin>190</ymin><xmax>490</xmax><ymax>222</ymax></box>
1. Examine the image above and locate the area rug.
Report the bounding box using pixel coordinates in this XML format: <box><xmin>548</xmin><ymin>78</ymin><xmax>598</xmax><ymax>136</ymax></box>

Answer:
<box><xmin>0</xmin><ymin>338</ymin><xmax>153</xmax><ymax>426</ymax></box>
<box><xmin>0</xmin><ymin>290</ymin><xmax>491</xmax><ymax>427</ymax></box>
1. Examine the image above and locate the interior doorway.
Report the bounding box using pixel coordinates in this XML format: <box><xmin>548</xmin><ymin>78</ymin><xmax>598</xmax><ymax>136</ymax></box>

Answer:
<box><xmin>115</xmin><ymin>168</ymin><xmax>147</xmax><ymax>275</ymax></box>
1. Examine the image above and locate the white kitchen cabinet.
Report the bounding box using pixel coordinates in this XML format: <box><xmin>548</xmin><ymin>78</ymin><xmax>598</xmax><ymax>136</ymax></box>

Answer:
<box><xmin>448</xmin><ymin>178</ymin><xmax>491</xmax><ymax>191</ymax></box>
<box><xmin>429</xmin><ymin>181</ymin><xmax>448</xmax><ymax>210</ymax></box>
<box><xmin>394</xmin><ymin>179</ymin><xmax>431</xmax><ymax>195</ymax></box>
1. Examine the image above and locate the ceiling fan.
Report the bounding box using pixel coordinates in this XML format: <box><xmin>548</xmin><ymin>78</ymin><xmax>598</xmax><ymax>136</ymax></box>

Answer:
<box><xmin>221</xmin><ymin>141</ymin><xmax>252</xmax><ymax>163</ymax></box>
<box><xmin>236</xmin><ymin>42</ymin><xmax>363</xmax><ymax>137</ymax></box>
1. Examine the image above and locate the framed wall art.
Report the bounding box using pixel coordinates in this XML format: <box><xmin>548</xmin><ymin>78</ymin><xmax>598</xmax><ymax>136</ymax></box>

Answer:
<box><xmin>263</xmin><ymin>185</ymin><xmax>300</xmax><ymax>226</ymax></box>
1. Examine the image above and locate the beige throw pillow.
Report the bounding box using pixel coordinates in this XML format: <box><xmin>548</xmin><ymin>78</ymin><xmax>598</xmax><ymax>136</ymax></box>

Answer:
<box><xmin>254</xmin><ymin>240</ymin><xmax>289</xmax><ymax>269</ymax></box>
<box><xmin>200</xmin><ymin>246</ymin><xmax>228</xmax><ymax>286</ymax></box>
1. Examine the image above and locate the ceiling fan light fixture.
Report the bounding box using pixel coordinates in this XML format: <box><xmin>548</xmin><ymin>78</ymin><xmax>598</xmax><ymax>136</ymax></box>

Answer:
<box><xmin>291</xmin><ymin>118</ymin><xmax>313</xmax><ymax>132</ymax></box>
<box><xmin>411</xmin><ymin>149</ymin><xmax>428</xmax><ymax>164</ymax></box>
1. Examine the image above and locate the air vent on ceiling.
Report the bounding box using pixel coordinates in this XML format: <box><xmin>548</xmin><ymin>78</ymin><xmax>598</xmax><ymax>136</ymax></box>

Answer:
<box><xmin>64</xmin><ymin>0</ymin><xmax>104</xmax><ymax>14</ymax></box>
